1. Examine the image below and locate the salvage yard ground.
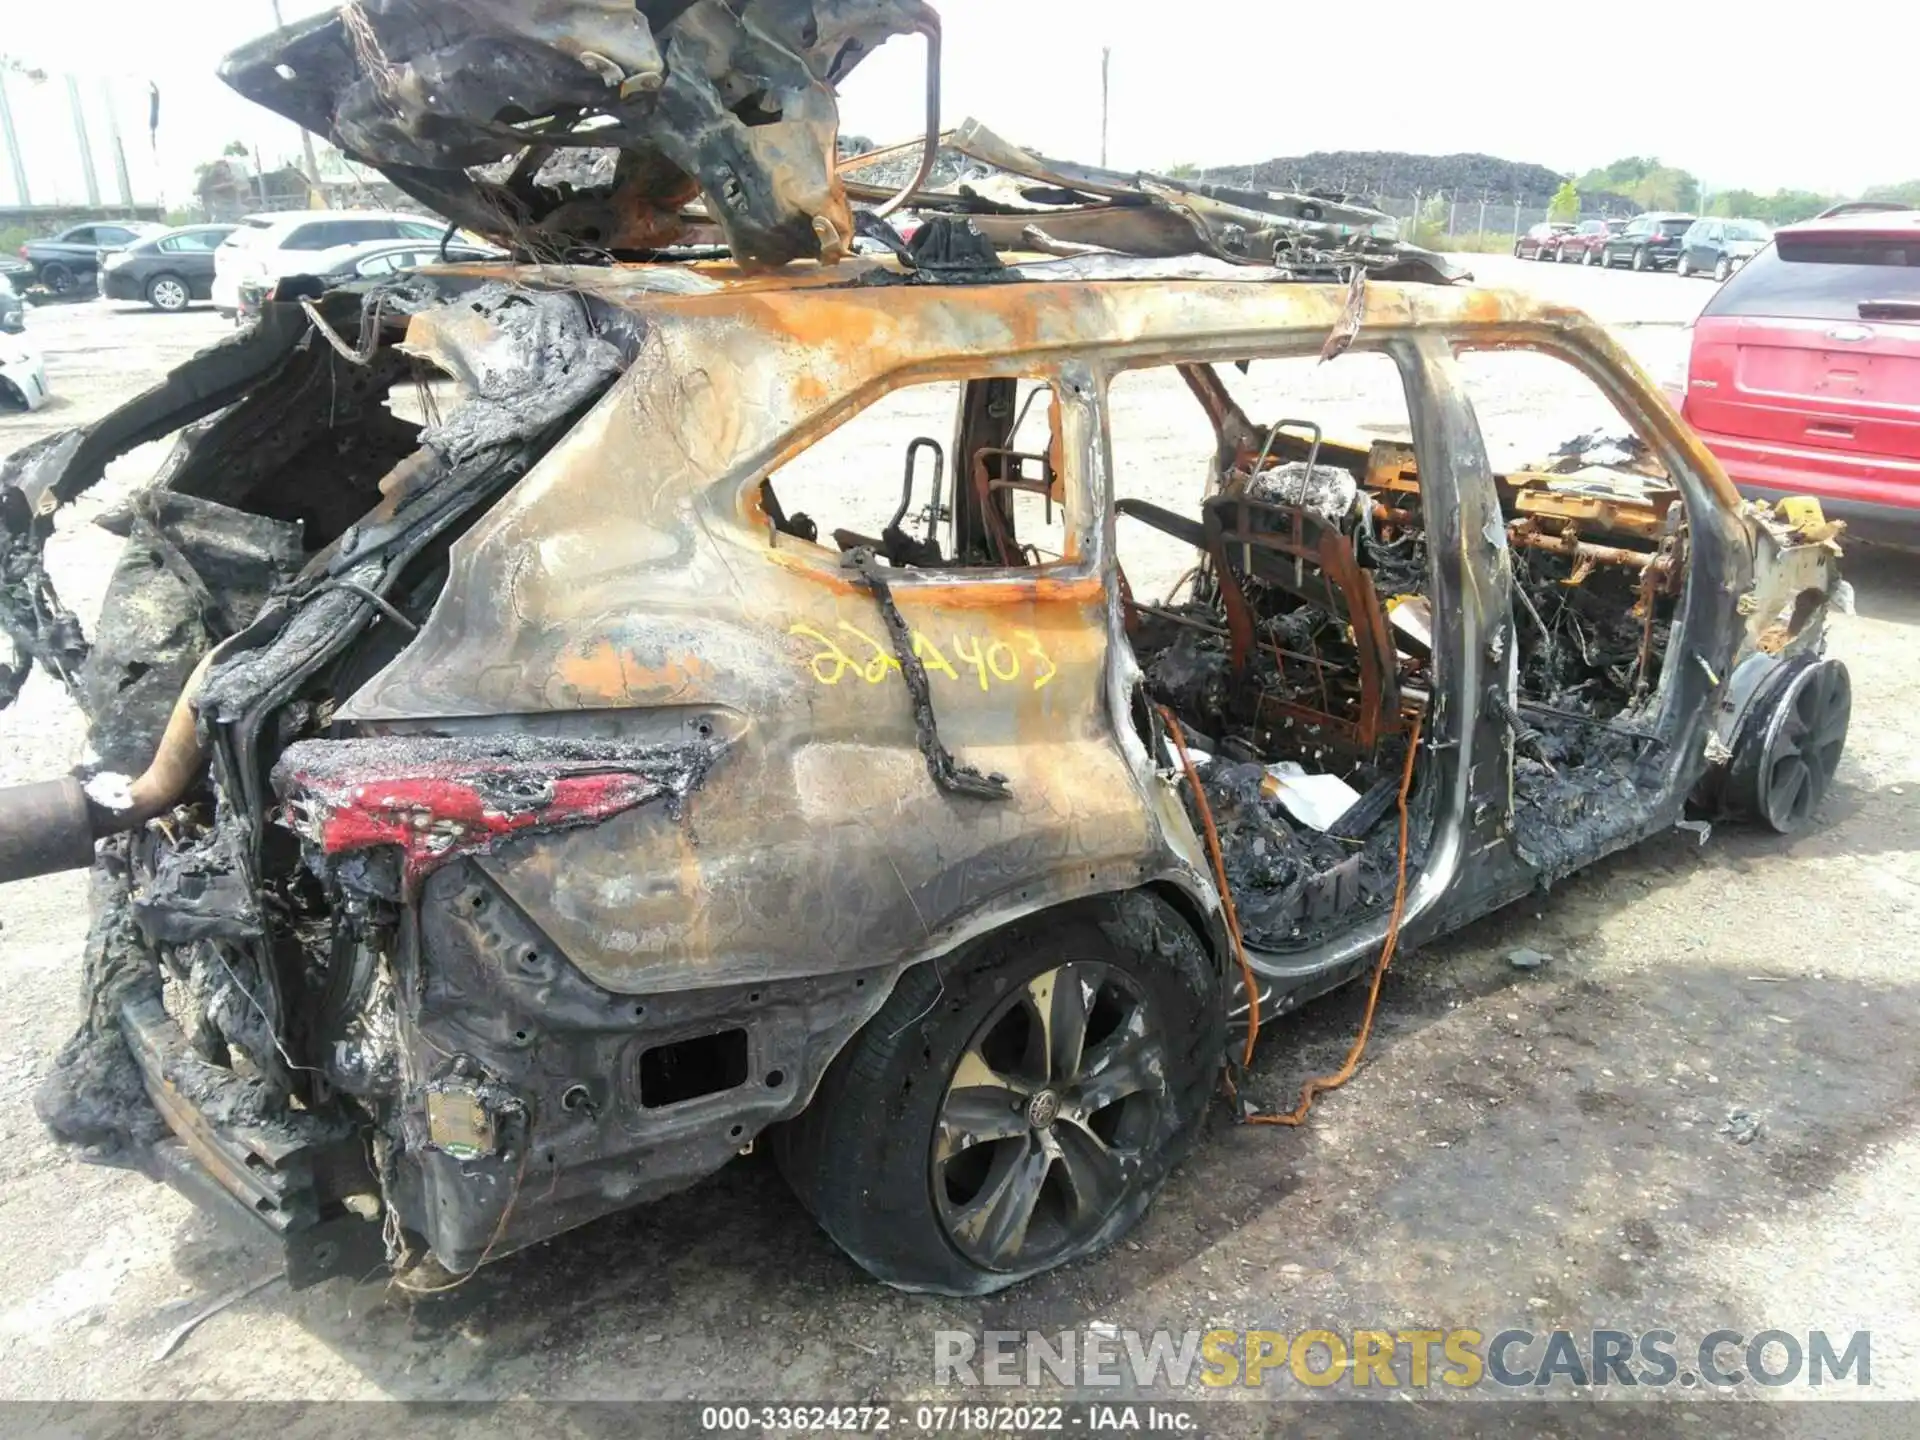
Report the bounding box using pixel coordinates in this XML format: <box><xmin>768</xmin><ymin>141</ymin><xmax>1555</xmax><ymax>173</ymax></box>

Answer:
<box><xmin>0</xmin><ymin>258</ymin><xmax>1915</xmax><ymax>1426</ymax></box>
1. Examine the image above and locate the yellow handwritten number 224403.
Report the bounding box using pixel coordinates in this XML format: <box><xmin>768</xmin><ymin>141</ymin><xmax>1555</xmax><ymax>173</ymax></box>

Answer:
<box><xmin>790</xmin><ymin>621</ymin><xmax>1056</xmax><ymax>692</ymax></box>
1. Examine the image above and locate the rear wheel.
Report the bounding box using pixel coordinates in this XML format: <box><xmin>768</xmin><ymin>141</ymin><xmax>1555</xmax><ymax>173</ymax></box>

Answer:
<box><xmin>1631</xmin><ymin>247</ymin><xmax>1649</xmax><ymax>271</ymax></box>
<box><xmin>773</xmin><ymin>893</ymin><xmax>1222</xmax><ymax>1295</ymax></box>
<box><xmin>147</xmin><ymin>274</ymin><xmax>190</xmax><ymax>312</ymax></box>
<box><xmin>1730</xmin><ymin>658</ymin><xmax>1851</xmax><ymax>834</ymax></box>
<box><xmin>40</xmin><ymin>262</ymin><xmax>74</xmax><ymax>296</ymax></box>
<box><xmin>1714</xmin><ymin>255</ymin><xmax>1733</xmax><ymax>282</ymax></box>
<box><xmin>1675</xmin><ymin>252</ymin><xmax>1692</xmax><ymax>277</ymax></box>
<box><xmin>1582</xmin><ymin>246</ymin><xmax>1595</xmax><ymax>266</ymax></box>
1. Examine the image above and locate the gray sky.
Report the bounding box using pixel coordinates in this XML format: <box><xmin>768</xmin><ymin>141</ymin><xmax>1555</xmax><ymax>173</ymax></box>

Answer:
<box><xmin>1</xmin><ymin>0</ymin><xmax>1908</xmax><ymax>210</ymax></box>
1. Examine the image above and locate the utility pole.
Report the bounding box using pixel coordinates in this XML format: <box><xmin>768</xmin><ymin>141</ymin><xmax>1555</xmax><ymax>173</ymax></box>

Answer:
<box><xmin>270</xmin><ymin>0</ymin><xmax>325</xmax><ymax>199</ymax></box>
<box><xmin>1099</xmin><ymin>47</ymin><xmax>1110</xmax><ymax>169</ymax></box>
<box><xmin>66</xmin><ymin>73</ymin><xmax>101</xmax><ymax>206</ymax></box>
<box><xmin>0</xmin><ymin>69</ymin><xmax>28</xmax><ymax>207</ymax></box>
<box><xmin>100</xmin><ymin>78</ymin><xmax>134</xmax><ymax>211</ymax></box>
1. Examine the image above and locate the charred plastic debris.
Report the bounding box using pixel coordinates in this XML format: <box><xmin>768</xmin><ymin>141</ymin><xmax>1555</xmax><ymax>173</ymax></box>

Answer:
<box><xmin>839</xmin><ymin>121</ymin><xmax>1468</xmax><ymax>284</ymax></box>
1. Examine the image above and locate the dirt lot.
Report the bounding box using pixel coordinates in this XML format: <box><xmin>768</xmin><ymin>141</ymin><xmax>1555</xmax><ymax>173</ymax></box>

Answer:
<box><xmin>0</xmin><ymin>262</ymin><xmax>1915</xmax><ymax>1425</ymax></box>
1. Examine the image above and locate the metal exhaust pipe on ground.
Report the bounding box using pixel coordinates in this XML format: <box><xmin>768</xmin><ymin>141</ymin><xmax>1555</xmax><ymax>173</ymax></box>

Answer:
<box><xmin>0</xmin><ymin>646</ymin><xmax>221</xmax><ymax>885</ymax></box>
<box><xmin>0</xmin><ymin>776</ymin><xmax>97</xmax><ymax>883</ymax></box>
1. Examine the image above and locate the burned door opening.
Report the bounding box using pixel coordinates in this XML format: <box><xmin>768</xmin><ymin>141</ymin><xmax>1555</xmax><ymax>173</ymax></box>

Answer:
<box><xmin>1452</xmin><ymin>346</ymin><xmax>1692</xmax><ymax>878</ymax></box>
<box><xmin>1110</xmin><ymin>354</ymin><xmax>1438</xmax><ymax>952</ymax></box>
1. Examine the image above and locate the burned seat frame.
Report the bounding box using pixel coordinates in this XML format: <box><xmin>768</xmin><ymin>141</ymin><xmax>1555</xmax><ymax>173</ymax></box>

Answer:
<box><xmin>1203</xmin><ymin>496</ymin><xmax>1405</xmax><ymax>753</ymax></box>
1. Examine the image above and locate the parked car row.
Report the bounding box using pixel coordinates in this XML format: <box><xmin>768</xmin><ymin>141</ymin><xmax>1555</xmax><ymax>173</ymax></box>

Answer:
<box><xmin>1515</xmin><ymin>218</ymin><xmax>1621</xmax><ymax>262</ymax></box>
<box><xmin>1516</xmin><ymin>214</ymin><xmax>1776</xmax><ymax>280</ymax></box>
<box><xmin>9</xmin><ymin>211</ymin><xmax>481</xmax><ymax>318</ymax></box>
<box><xmin>212</xmin><ymin>210</ymin><xmax>456</xmax><ymax>319</ymax></box>
<box><xmin>15</xmin><ymin>221</ymin><xmax>164</xmax><ymax>296</ymax></box>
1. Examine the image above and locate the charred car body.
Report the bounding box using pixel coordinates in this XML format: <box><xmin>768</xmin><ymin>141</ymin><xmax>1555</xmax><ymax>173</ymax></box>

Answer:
<box><xmin>0</xmin><ymin>0</ymin><xmax>1852</xmax><ymax>1297</ymax></box>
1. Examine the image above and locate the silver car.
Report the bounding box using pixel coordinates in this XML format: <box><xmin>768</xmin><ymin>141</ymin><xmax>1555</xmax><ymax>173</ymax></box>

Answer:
<box><xmin>0</xmin><ymin>272</ymin><xmax>23</xmax><ymax>335</ymax></box>
<box><xmin>0</xmin><ymin>327</ymin><xmax>48</xmax><ymax>411</ymax></box>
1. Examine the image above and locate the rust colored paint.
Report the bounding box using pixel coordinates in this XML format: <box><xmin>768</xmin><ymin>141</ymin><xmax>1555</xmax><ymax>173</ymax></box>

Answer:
<box><xmin>555</xmin><ymin>641</ymin><xmax>715</xmax><ymax>706</ymax></box>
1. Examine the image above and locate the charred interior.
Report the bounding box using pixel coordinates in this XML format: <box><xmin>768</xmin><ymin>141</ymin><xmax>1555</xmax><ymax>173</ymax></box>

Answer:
<box><xmin>1124</xmin><ymin>372</ymin><xmax>1688</xmax><ymax>941</ymax></box>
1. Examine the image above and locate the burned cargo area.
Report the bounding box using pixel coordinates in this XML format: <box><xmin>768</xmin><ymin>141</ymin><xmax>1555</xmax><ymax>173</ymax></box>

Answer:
<box><xmin>0</xmin><ymin>280</ymin><xmax>654</xmax><ymax>1204</ymax></box>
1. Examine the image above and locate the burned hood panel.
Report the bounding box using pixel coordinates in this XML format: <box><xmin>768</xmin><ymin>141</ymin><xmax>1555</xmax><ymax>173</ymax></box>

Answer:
<box><xmin>219</xmin><ymin>0</ymin><xmax>936</xmax><ymax>266</ymax></box>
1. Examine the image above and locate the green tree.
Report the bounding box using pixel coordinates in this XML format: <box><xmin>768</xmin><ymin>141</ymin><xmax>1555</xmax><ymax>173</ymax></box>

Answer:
<box><xmin>1547</xmin><ymin>180</ymin><xmax>1580</xmax><ymax>222</ymax></box>
<box><xmin>1577</xmin><ymin>157</ymin><xmax>1700</xmax><ymax>212</ymax></box>
<box><xmin>1862</xmin><ymin>179</ymin><xmax>1920</xmax><ymax>206</ymax></box>
<box><xmin>1758</xmin><ymin>190</ymin><xmax>1832</xmax><ymax>224</ymax></box>
<box><xmin>1165</xmin><ymin>162</ymin><xmax>1202</xmax><ymax>180</ymax></box>
<box><xmin>222</xmin><ymin>140</ymin><xmax>249</xmax><ymax>158</ymax></box>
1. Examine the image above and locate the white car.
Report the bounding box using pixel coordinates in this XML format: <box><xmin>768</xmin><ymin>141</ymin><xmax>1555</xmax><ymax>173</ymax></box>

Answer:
<box><xmin>212</xmin><ymin>210</ymin><xmax>450</xmax><ymax>318</ymax></box>
<box><xmin>0</xmin><ymin>331</ymin><xmax>48</xmax><ymax>411</ymax></box>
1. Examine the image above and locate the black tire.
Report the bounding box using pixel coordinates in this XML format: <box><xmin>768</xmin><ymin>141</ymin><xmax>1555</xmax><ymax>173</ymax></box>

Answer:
<box><xmin>1553</xmin><ymin>245</ymin><xmax>1566</xmax><ymax>263</ymax></box>
<box><xmin>773</xmin><ymin>892</ymin><xmax>1222</xmax><ymax>1295</ymax></box>
<box><xmin>40</xmin><ymin>262</ymin><xmax>74</xmax><ymax>296</ymax></box>
<box><xmin>1675</xmin><ymin>252</ymin><xmax>1692</xmax><ymax>278</ymax></box>
<box><xmin>1728</xmin><ymin>657</ymin><xmax>1851</xmax><ymax>834</ymax></box>
<box><xmin>1714</xmin><ymin>256</ymin><xmax>1733</xmax><ymax>282</ymax></box>
<box><xmin>1512</xmin><ymin>241</ymin><xmax>1524</xmax><ymax>258</ymax></box>
<box><xmin>1582</xmin><ymin>246</ymin><xmax>1595</xmax><ymax>266</ymax></box>
<box><xmin>146</xmin><ymin>274</ymin><xmax>191</xmax><ymax>312</ymax></box>
<box><xmin>1631</xmin><ymin>247</ymin><xmax>1649</xmax><ymax>272</ymax></box>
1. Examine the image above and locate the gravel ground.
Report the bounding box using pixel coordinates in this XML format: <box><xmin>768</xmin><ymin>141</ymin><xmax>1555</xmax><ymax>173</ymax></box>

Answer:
<box><xmin>0</xmin><ymin>265</ymin><xmax>1914</xmax><ymax>1426</ymax></box>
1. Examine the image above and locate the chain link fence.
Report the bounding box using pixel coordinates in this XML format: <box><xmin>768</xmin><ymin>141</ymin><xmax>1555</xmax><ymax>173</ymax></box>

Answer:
<box><xmin>1368</xmin><ymin>192</ymin><xmax>1641</xmax><ymax>251</ymax></box>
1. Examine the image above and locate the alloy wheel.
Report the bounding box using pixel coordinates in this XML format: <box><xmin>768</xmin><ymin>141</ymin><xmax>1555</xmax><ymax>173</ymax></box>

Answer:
<box><xmin>932</xmin><ymin>962</ymin><xmax>1169</xmax><ymax>1273</ymax></box>
<box><xmin>151</xmin><ymin>278</ymin><xmax>189</xmax><ymax>311</ymax></box>
<box><xmin>1756</xmin><ymin>660</ymin><xmax>1851</xmax><ymax>833</ymax></box>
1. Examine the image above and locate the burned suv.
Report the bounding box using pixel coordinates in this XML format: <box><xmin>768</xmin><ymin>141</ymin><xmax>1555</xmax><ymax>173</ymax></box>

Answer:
<box><xmin>0</xmin><ymin>0</ymin><xmax>1849</xmax><ymax>1300</ymax></box>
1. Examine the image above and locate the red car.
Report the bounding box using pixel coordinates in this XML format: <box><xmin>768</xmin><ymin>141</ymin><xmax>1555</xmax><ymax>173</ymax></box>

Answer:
<box><xmin>1556</xmin><ymin>217</ymin><xmax>1626</xmax><ymax>264</ymax></box>
<box><xmin>1514</xmin><ymin>221</ymin><xmax>1574</xmax><ymax>260</ymax></box>
<box><xmin>1671</xmin><ymin>209</ymin><xmax>1920</xmax><ymax>544</ymax></box>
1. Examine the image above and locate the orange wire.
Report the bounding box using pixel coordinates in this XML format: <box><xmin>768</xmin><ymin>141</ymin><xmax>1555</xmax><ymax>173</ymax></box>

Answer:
<box><xmin>1159</xmin><ymin>703</ymin><xmax>1423</xmax><ymax>1126</ymax></box>
<box><xmin>1159</xmin><ymin>706</ymin><xmax>1261</xmax><ymax>1070</ymax></box>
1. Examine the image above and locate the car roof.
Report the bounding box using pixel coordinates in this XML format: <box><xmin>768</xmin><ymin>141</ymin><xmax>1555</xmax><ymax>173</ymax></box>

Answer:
<box><xmin>242</xmin><ymin>210</ymin><xmax>441</xmax><ymax>238</ymax></box>
<box><xmin>1775</xmin><ymin>208</ymin><xmax>1920</xmax><ymax>241</ymax></box>
<box><xmin>253</xmin><ymin>209</ymin><xmax>413</xmax><ymax>221</ymax></box>
<box><xmin>403</xmin><ymin>258</ymin><xmax>1604</xmax><ymax>332</ymax></box>
<box><xmin>140</xmin><ymin>223</ymin><xmax>237</xmax><ymax>243</ymax></box>
<box><xmin>328</xmin><ymin>237</ymin><xmax>496</xmax><ymax>265</ymax></box>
